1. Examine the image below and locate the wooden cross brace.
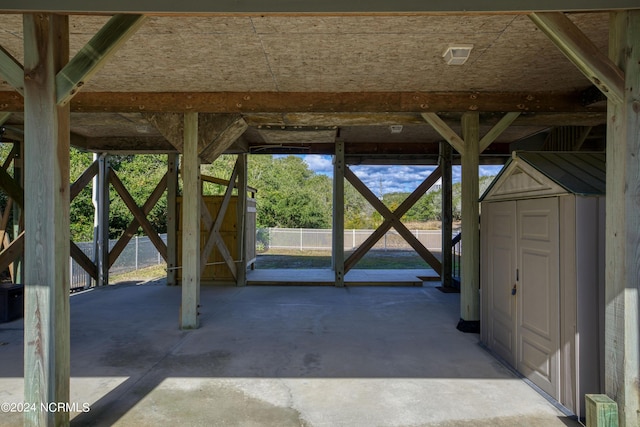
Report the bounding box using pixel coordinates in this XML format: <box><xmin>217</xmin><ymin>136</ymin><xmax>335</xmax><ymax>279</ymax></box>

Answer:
<box><xmin>199</xmin><ymin>159</ymin><xmax>240</xmax><ymax>278</ymax></box>
<box><xmin>108</xmin><ymin>169</ymin><xmax>168</xmax><ymax>266</ymax></box>
<box><xmin>343</xmin><ymin>165</ymin><xmax>443</xmax><ymax>275</ymax></box>
<box><xmin>0</xmin><ymin>145</ymin><xmax>22</xmax><ymax>280</ymax></box>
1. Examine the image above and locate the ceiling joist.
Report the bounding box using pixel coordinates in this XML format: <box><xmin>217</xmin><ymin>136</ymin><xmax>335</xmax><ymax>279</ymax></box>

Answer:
<box><xmin>56</xmin><ymin>14</ymin><xmax>147</xmax><ymax>106</ymax></box>
<box><xmin>530</xmin><ymin>12</ymin><xmax>624</xmax><ymax>104</ymax></box>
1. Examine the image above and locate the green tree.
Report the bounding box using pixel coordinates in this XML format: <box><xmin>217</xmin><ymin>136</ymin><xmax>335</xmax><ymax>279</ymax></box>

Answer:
<box><xmin>69</xmin><ymin>148</ymin><xmax>96</xmax><ymax>241</ymax></box>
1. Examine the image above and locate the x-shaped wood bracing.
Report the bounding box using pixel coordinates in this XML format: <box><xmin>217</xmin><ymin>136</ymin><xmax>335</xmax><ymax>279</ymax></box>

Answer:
<box><xmin>0</xmin><ymin>145</ymin><xmax>22</xmax><ymax>280</ymax></box>
<box><xmin>68</xmin><ymin>160</ymin><xmax>100</xmax><ymax>280</ymax></box>
<box><xmin>67</xmin><ymin>160</ymin><xmax>169</xmax><ymax>281</ymax></box>
<box><xmin>343</xmin><ymin>165</ymin><xmax>443</xmax><ymax>275</ymax></box>
<box><xmin>109</xmin><ymin>169</ymin><xmax>168</xmax><ymax>267</ymax></box>
<box><xmin>199</xmin><ymin>159</ymin><xmax>240</xmax><ymax>279</ymax></box>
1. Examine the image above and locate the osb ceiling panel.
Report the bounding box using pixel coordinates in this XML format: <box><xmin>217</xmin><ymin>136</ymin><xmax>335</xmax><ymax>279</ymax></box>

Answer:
<box><xmin>0</xmin><ymin>13</ymin><xmax>607</xmax><ymax>93</ymax></box>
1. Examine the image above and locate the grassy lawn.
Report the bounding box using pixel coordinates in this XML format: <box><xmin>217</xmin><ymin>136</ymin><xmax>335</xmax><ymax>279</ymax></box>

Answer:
<box><xmin>106</xmin><ymin>248</ymin><xmax>445</xmax><ymax>284</ymax></box>
<box><xmin>255</xmin><ymin>249</ymin><xmax>442</xmax><ymax>269</ymax></box>
<box><xmin>110</xmin><ymin>264</ymin><xmax>167</xmax><ymax>283</ymax></box>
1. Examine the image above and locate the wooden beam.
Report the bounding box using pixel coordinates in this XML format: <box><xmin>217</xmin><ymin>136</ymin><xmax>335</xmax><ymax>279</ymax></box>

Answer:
<box><xmin>145</xmin><ymin>113</ymin><xmax>247</xmax><ymax>162</ymax></box>
<box><xmin>2</xmin><ymin>0</ymin><xmax>639</xmax><ymax>14</ymax></box>
<box><xmin>440</xmin><ymin>142</ymin><xmax>453</xmax><ymax>288</ymax></box>
<box><xmin>0</xmin><ymin>90</ymin><xmax>596</xmax><ymax>114</ymax></box>
<box><xmin>421</xmin><ymin>112</ymin><xmax>465</xmax><ymax>153</ymax></box>
<box><xmin>0</xmin><ymin>198</ymin><xmax>12</xmax><ymax>253</ymax></box>
<box><xmin>11</xmin><ymin>140</ymin><xmax>22</xmax><ymax>285</ymax></box>
<box><xmin>235</xmin><ymin>153</ymin><xmax>248</xmax><ymax>286</ymax></box>
<box><xmin>70</xmin><ymin>159</ymin><xmax>98</xmax><ymax>201</ymax></box>
<box><xmin>56</xmin><ymin>14</ymin><xmax>146</xmax><ymax>106</ymax></box>
<box><xmin>479</xmin><ymin>111</ymin><xmax>521</xmax><ymax>152</ymax></box>
<box><xmin>23</xmin><ymin>13</ymin><xmax>71</xmax><ymax>426</ymax></box>
<box><xmin>200</xmin><ymin>164</ymin><xmax>238</xmax><ymax>278</ymax></box>
<box><xmin>530</xmin><ymin>12</ymin><xmax>625</xmax><ymax>104</ymax></box>
<box><xmin>605</xmin><ymin>11</ymin><xmax>640</xmax><ymax>427</ymax></box>
<box><xmin>198</xmin><ymin>116</ymin><xmax>248</xmax><ymax>163</ymax></box>
<box><xmin>70</xmin><ymin>241</ymin><xmax>98</xmax><ymax>281</ymax></box>
<box><xmin>109</xmin><ymin>170</ymin><xmax>168</xmax><ymax>261</ymax></box>
<box><xmin>0</xmin><ymin>165</ymin><xmax>23</xmax><ymax>207</ymax></box>
<box><xmin>201</xmin><ymin>174</ymin><xmax>258</xmax><ymax>195</ymax></box>
<box><xmin>460</xmin><ymin>112</ymin><xmax>480</xmax><ymax>325</ymax></box>
<box><xmin>0</xmin><ymin>46</ymin><xmax>24</xmax><ymax>95</ymax></box>
<box><xmin>1</xmin><ymin>143</ymin><xmax>17</xmax><ymax>171</ymax></box>
<box><xmin>95</xmin><ymin>154</ymin><xmax>109</xmax><ymax>286</ymax></box>
<box><xmin>333</xmin><ymin>140</ymin><xmax>345</xmax><ymax>286</ymax></box>
<box><xmin>0</xmin><ymin>230</ymin><xmax>23</xmax><ymax>274</ymax></box>
<box><xmin>166</xmin><ymin>153</ymin><xmax>178</xmax><ymax>286</ymax></box>
<box><xmin>181</xmin><ymin>112</ymin><xmax>200</xmax><ymax>329</ymax></box>
<box><xmin>0</xmin><ymin>112</ymin><xmax>11</xmax><ymax>126</ymax></box>
<box><xmin>108</xmin><ymin>172</ymin><xmax>168</xmax><ymax>267</ymax></box>
<box><xmin>344</xmin><ymin>166</ymin><xmax>442</xmax><ymax>273</ymax></box>
<box><xmin>71</xmin><ymin>135</ymin><xmax>176</xmax><ymax>153</ymax></box>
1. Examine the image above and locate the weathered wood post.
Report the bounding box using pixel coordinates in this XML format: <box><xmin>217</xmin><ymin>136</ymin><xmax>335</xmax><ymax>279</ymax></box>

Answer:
<box><xmin>458</xmin><ymin>112</ymin><xmax>480</xmax><ymax>332</ymax></box>
<box><xmin>167</xmin><ymin>153</ymin><xmax>178</xmax><ymax>286</ymax></box>
<box><xmin>181</xmin><ymin>112</ymin><xmax>201</xmax><ymax>329</ymax></box>
<box><xmin>605</xmin><ymin>11</ymin><xmax>640</xmax><ymax>427</ymax></box>
<box><xmin>440</xmin><ymin>141</ymin><xmax>453</xmax><ymax>289</ymax></box>
<box><xmin>23</xmin><ymin>13</ymin><xmax>71</xmax><ymax>426</ymax></box>
<box><xmin>236</xmin><ymin>153</ymin><xmax>248</xmax><ymax>287</ymax></box>
<box><xmin>332</xmin><ymin>140</ymin><xmax>345</xmax><ymax>287</ymax></box>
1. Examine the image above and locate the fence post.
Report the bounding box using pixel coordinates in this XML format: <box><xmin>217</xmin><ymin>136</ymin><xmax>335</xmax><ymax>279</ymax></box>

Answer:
<box><xmin>135</xmin><ymin>235</ymin><xmax>139</xmax><ymax>270</ymax></box>
<box><xmin>352</xmin><ymin>229</ymin><xmax>356</xmax><ymax>249</ymax></box>
<box><xmin>300</xmin><ymin>228</ymin><xmax>303</xmax><ymax>251</ymax></box>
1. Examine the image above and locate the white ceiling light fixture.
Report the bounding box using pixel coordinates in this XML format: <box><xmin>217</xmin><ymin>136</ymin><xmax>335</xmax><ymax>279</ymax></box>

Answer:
<box><xmin>442</xmin><ymin>44</ymin><xmax>474</xmax><ymax>65</ymax></box>
<box><xmin>389</xmin><ymin>125</ymin><xmax>403</xmax><ymax>134</ymax></box>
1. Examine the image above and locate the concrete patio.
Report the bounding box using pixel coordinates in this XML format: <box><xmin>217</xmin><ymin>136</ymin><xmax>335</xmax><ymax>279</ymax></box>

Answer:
<box><xmin>0</xmin><ymin>281</ymin><xmax>578</xmax><ymax>426</ymax></box>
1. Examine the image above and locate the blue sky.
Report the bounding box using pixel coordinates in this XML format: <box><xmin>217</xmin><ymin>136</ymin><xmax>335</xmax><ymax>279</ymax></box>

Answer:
<box><xmin>302</xmin><ymin>155</ymin><xmax>503</xmax><ymax>195</ymax></box>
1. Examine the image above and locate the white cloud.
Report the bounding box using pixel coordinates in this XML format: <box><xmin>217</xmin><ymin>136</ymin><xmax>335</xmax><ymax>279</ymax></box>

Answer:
<box><xmin>480</xmin><ymin>165</ymin><xmax>504</xmax><ymax>177</ymax></box>
<box><xmin>303</xmin><ymin>155</ymin><xmax>333</xmax><ymax>175</ymax></box>
<box><xmin>301</xmin><ymin>156</ymin><xmax>505</xmax><ymax>195</ymax></box>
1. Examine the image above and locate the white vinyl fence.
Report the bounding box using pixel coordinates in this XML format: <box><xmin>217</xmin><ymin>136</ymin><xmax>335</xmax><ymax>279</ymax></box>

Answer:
<box><xmin>257</xmin><ymin>228</ymin><xmax>442</xmax><ymax>252</ymax></box>
<box><xmin>70</xmin><ymin>234</ymin><xmax>167</xmax><ymax>290</ymax></box>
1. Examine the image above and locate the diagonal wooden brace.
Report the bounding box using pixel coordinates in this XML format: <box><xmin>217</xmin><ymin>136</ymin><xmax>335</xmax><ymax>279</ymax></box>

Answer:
<box><xmin>344</xmin><ymin>166</ymin><xmax>442</xmax><ymax>273</ymax></box>
<box><xmin>109</xmin><ymin>169</ymin><xmax>168</xmax><ymax>263</ymax></box>
<box><xmin>200</xmin><ymin>162</ymin><xmax>239</xmax><ymax>278</ymax></box>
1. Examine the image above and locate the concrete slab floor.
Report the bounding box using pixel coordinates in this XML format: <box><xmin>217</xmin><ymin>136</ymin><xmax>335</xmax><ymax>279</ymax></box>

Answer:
<box><xmin>0</xmin><ymin>281</ymin><xmax>579</xmax><ymax>427</ymax></box>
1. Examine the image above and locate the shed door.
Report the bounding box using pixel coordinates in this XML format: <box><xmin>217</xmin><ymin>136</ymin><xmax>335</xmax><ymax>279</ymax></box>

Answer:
<box><xmin>484</xmin><ymin>201</ymin><xmax>517</xmax><ymax>366</ymax></box>
<box><xmin>517</xmin><ymin>197</ymin><xmax>560</xmax><ymax>399</ymax></box>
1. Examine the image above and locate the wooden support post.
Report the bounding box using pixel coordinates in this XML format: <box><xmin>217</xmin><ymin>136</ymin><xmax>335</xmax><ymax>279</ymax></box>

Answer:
<box><xmin>94</xmin><ymin>154</ymin><xmax>109</xmax><ymax>286</ymax></box>
<box><xmin>458</xmin><ymin>112</ymin><xmax>480</xmax><ymax>333</ymax></box>
<box><xmin>333</xmin><ymin>140</ymin><xmax>345</xmax><ymax>287</ymax></box>
<box><xmin>23</xmin><ymin>13</ymin><xmax>71</xmax><ymax>426</ymax></box>
<box><xmin>166</xmin><ymin>153</ymin><xmax>178</xmax><ymax>286</ymax></box>
<box><xmin>586</xmin><ymin>394</ymin><xmax>619</xmax><ymax>427</ymax></box>
<box><xmin>440</xmin><ymin>141</ymin><xmax>453</xmax><ymax>289</ymax></box>
<box><xmin>11</xmin><ymin>141</ymin><xmax>22</xmax><ymax>284</ymax></box>
<box><xmin>236</xmin><ymin>153</ymin><xmax>248</xmax><ymax>287</ymax></box>
<box><xmin>181</xmin><ymin>112</ymin><xmax>200</xmax><ymax>329</ymax></box>
<box><xmin>605</xmin><ymin>11</ymin><xmax>640</xmax><ymax>427</ymax></box>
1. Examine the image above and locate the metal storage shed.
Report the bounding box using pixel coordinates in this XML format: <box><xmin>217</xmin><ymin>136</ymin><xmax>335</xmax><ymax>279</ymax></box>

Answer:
<box><xmin>480</xmin><ymin>152</ymin><xmax>605</xmax><ymax>418</ymax></box>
